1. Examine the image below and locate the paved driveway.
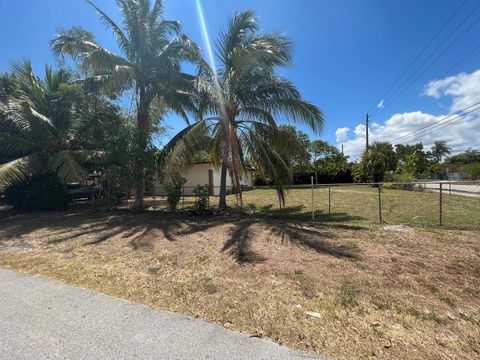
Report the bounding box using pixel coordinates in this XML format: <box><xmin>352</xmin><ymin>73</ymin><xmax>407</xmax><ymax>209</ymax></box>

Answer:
<box><xmin>0</xmin><ymin>269</ymin><xmax>322</xmax><ymax>360</ymax></box>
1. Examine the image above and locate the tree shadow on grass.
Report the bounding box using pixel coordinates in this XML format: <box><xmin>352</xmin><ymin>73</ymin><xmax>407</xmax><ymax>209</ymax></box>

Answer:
<box><xmin>0</xmin><ymin>207</ymin><xmax>364</xmax><ymax>263</ymax></box>
<box><xmin>0</xmin><ymin>209</ymin><xmax>188</xmax><ymax>248</ymax></box>
<box><xmin>221</xmin><ymin>220</ymin><xmax>266</xmax><ymax>264</ymax></box>
<box><xmin>265</xmin><ymin>221</ymin><xmax>360</xmax><ymax>259</ymax></box>
<box><xmin>220</xmin><ymin>212</ymin><xmax>362</xmax><ymax>264</ymax></box>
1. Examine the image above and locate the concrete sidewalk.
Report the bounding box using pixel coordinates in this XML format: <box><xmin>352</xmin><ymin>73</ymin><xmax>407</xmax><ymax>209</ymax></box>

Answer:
<box><xmin>0</xmin><ymin>269</ymin><xmax>322</xmax><ymax>360</ymax></box>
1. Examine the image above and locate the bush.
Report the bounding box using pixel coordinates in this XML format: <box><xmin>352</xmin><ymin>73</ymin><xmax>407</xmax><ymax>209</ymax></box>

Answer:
<box><xmin>382</xmin><ymin>182</ymin><xmax>396</xmax><ymax>190</ymax></box>
<box><xmin>164</xmin><ymin>176</ymin><xmax>186</xmax><ymax>212</ymax></box>
<box><xmin>193</xmin><ymin>185</ymin><xmax>209</xmax><ymax>214</ymax></box>
<box><xmin>4</xmin><ymin>172</ymin><xmax>71</xmax><ymax>210</ymax></box>
<box><xmin>382</xmin><ymin>173</ymin><xmax>416</xmax><ymax>191</ymax></box>
<box><xmin>465</xmin><ymin>163</ymin><xmax>480</xmax><ymax>180</ymax></box>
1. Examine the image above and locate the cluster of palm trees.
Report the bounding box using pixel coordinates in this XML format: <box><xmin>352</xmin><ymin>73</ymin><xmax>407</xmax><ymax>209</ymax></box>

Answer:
<box><xmin>0</xmin><ymin>0</ymin><xmax>324</xmax><ymax>210</ymax></box>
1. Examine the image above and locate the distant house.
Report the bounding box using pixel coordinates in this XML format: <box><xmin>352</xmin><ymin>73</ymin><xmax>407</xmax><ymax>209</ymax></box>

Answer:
<box><xmin>153</xmin><ymin>162</ymin><xmax>254</xmax><ymax>196</ymax></box>
<box><xmin>444</xmin><ymin>164</ymin><xmax>463</xmax><ymax>180</ymax></box>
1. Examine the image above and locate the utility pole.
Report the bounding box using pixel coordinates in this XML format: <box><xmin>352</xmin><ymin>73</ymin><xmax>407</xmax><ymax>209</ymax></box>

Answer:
<box><xmin>341</xmin><ymin>144</ymin><xmax>344</xmax><ymax>156</ymax></box>
<box><xmin>365</xmin><ymin>113</ymin><xmax>369</xmax><ymax>150</ymax></box>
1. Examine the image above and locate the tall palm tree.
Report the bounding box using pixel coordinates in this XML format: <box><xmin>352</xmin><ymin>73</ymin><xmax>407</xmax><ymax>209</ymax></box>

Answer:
<box><xmin>431</xmin><ymin>140</ymin><xmax>451</xmax><ymax>163</ymax></box>
<box><xmin>51</xmin><ymin>0</ymin><xmax>199</xmax><ymax>210</ymax></box>
<box><xmin>165</xmin><ymin>10</ymin><xmax>324</xmax><ymax>208</ymax></box>
<box><xmin>0</xmin><ymin>61</ymin><xmax>100</xmax><ymax>190</ymax></box>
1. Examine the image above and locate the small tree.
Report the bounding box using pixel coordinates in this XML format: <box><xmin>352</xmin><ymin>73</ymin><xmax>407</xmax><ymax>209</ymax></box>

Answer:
<box><xmin>165</xmin><ymin>176</ymin><xmax>186</xmax><ymax>212</ymax></box>
<box><xmin>193</xmin><ymin>185</ymin><xmax>209</xmax><ymax>214</ymax></box>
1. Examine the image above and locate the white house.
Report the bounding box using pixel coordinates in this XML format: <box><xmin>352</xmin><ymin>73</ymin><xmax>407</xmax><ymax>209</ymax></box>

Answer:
<box><xmin>153</xmin><ymin>162</ymin><xmax>254</xmax><ymax>196</ymax></box>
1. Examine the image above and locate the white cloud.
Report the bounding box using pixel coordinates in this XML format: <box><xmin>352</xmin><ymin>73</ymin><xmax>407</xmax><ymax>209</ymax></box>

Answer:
<box><xmin>335</xmin><ymin>127</ymin><xmax>350</xmax><ymax>142</ymax></box>
<box><xmin>354</xmin><ymin>124</ymin><xmax>366</xmax><ymax>136</ymax></box>
<box><xmin>423</xmin><ymin>69</ymin><xmax>480</xmax><ymax>112</ymax></box>
<box><xmin>336</xmin><ymin>69</ymin><xmax>480</xmax><ymax>160</ymax></box>
<box><xmin>377</xmin><ymin>99</ymin><xmax>384</xmax><ymax>108</ymax></box>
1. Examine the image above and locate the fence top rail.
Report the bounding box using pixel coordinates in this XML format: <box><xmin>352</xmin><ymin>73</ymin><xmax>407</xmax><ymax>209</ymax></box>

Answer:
<box><xmin>254</xmin><ymin>180</ymin><xmax>480</xmax><ymax>188</ymax></box>
<box><xmin>148</xmin><ymin>181</ymin><xmax>480</xmax><ymax>191</ymax></box>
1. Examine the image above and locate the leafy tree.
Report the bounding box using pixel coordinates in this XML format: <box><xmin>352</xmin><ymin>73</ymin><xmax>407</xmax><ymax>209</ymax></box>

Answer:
<box><xmin>445</xmin><ymin>149</ymin><xmax>480</xmax><ymax>165</ymax></box>
<box><xmin>0</xmin><ymin>61</ymin><xmax>100</xmax><ymax>192</ymax></box>
<box><xmin>74</xmin><ymin>88</ymin><xmax>124</xmax><ymax>151</ymax></box>
<box><xmin>465</xmin><ymin>163</ymin><xmax>480</xmax><ymax>180</ymax></box>
<box><xmin>167</xmin><ymin>11</ymin><xmax>324</xmax><ymax>208</ymax></box>
<box><xmin>395</xmin><ymin>143</ymin><xmax>431</xmax><ymax>177</ymax></box>
<box><xmin>308</xmin><ymin>140</ymin><xmax>349</xmax><ymax>183</ymax></box>
<box><xmin>101</xmin><ymin>123</ymin><xmax>157</xmax><ymax>208</ymax></box>
<box><xmin>279</xmin><ymin>125</ymin><xmax>310</xmax><ymax>172</ymax></box>
<box><xmin>51</xmin><ymin>0</ymin><xmax>200</xmax><ymax>210</ymax></box>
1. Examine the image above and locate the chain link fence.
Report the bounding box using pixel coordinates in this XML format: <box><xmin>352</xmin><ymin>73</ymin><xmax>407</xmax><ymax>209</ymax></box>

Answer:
<box><xmin>98</xmin><ymin>181</ymin><xmax>479</xmax><ymax>229</ymax></box>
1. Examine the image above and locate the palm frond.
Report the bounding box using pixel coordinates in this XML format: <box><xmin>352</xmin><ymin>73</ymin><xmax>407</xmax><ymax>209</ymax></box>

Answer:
<box><xmin>216</xmin><ymin>10</ymin><xmax>257</xmax><ymax>70</ymax></box>
<box><xmin>254</xmin><ymin>98</ymin><xmax>325</xmax><ymax>134</ymax></box>
<box><xmin>0</xmin><ymin>132</ymin><xmax>43</xmax><ymax>157</ymax></box>
<box><xmin>159</xmin><ymin>120</ymin><xmax>209</xmax><ymax>176</ymax></box>
<box><xmin>47</xmin><ymin>151</ymin><xmax>87</xmax><ymax>183</ymax></box>
<box><xmin>0</xmin><ymin>154</ymin><xmax>44</xmax><ymax>190</ymax></box>
<box><xmin>86</xmin><ymin>0</ymin><xmax>132</xmax><ymax>57</ymax></box>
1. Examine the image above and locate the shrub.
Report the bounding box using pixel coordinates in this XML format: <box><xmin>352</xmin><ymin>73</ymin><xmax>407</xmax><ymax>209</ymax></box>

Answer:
<box><xmin>465</xmin><ymin>163</ymin><xmax>480</xmax><ymax>180</ymax></box>
<box><xmin>193</xmin><ymin>185</ymin><xmax>209</xmax><ymax>214</ymax></box>
<box><xmin>382</xmin><ymin>173</ymin><xmax>416</xmax><ymax>191</ymax></box>
<box><xmin>4</xmin><ymin>172</ymin><xmax>71</xmax><ymax>210</ymax></box>
<box><xmin>382</xmin><ymin>182</ymin><xmax>395</xmax><ymax>190</ymax></box>
<box><xmin>164</xmin><ymin>176</ymin><xmax>186</xmax><ymax>212</ymax></box>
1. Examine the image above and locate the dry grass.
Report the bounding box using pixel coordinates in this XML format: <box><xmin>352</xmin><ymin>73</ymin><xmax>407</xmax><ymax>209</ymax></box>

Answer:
<box><xmin>0</xmin><ymin>209</ymin><xmax>479</xmax><ymax>359</ymax></box>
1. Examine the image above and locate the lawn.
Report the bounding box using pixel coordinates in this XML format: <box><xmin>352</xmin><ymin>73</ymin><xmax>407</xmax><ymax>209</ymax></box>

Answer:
<box><xmin>136</xmin><ymin>186</ymin><xmax>480</xmax><ymax>229</ymax></box>
<box><xmin>0</xmin><ymin>209</ymin><xmax>479</xmax><ymax>359</ymax></box>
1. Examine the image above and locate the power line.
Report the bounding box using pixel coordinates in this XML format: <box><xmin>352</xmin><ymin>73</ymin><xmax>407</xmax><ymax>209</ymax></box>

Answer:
<box><xmin>392</xmin><ymin>100</ymin><xmax>480</xmax><ymax>142</ymax></box>
<box><xmin>375</xmin><ymin>11</ymin><xmax>480</xmax><ymax>117</ymax></box>
<box><xmin>374</xmin><ymin>1</ymin><xmax>480</xmax><ymax>114</ymax></box>
<box><xmin>392</xmin><ymin>102</ymin><xmax>480</xmax><ymax>143</ymax></box>
<box><xmin>391</xmin><ymin>102</ymin><xmax>480</xmax><ymax>144</ymax></box>
<box><xmin>400</xmin><ymin>109</ymin><xmax>480</xmax><ymax>144</ymax></box>
<box><xmin>390</xmin><ymin>43</ymin><xmax>480</xmax><ymax>116</ymax></box>
<box><xmin>371</xmin><ymin>1</ymin><xmax>480</xmax><ymax>118</ymax></box>
<box><xmin>368</xmin><ymin>0</ymin><xmax>469</xmax><ymax>114</ymax></box>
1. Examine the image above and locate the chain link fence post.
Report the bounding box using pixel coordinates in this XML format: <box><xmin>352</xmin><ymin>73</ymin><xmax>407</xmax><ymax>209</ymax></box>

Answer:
<box><xmin>311</xmin><ymin>176</ymin><xmax>314</xmax><ymax>221</ymax></box>
<box><xmin>378</xmin><ymin>183</ymin><xmax>382</xmax><ymax>223</ymax></box>
<box><xmin>328</xmin><ymin>185</ymin><xmax>331</xmax><ymax>221</ymax></box>
<box><xmin>439</xmin><ymin>182</ymin><xmax>443</xmax><ymax>226</ymax></box>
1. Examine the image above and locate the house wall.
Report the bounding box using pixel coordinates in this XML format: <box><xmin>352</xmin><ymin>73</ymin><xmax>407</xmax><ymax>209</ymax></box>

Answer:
<box><xmin>211</xmin><ymin>167</ymin><xmax>253</xmax><ymax>196</ymax></box>
<box><xmin>153</xmin><ymin>163</ymin><xmax>254</xmax><ymax>196</ymax></box>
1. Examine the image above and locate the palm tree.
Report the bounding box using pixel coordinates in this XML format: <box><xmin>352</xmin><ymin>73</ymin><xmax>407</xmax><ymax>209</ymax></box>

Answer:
<box><xmin>166</xmin><ymin>11</ymin><xmax>324</xmax><ymax>208</ymax></box>
<box><xmin>51</xmin><ymin>0</ymin><xmax>199</xmax><ymax>210</ymax></box>
<box><xmin>361</xmin><ymin>141</ymin><xmax>397</xmax><ymax>182</ymax></box>
<box><xmin>431</xmin><ymin>140</ymin><xmax>451</xmax><ymax>163</ymax></box>
<box><xmin>0</xmin><ymin>61</ymin><xmax>100</xmax><ymax>191</ymax></box>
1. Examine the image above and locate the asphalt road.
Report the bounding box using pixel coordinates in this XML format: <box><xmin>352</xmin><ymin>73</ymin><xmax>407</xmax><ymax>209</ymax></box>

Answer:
<box><xmin>0</xmin><ymin>269</ymin><xmax>322</xmax><ymax>360</ymax></box>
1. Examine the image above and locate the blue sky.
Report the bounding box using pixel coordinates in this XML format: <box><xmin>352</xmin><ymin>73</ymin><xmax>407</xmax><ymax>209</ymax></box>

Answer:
<box><xmin>1</xmin><ymin>0</ymin><xmax>479</xmax><ymax>158</ymax></box>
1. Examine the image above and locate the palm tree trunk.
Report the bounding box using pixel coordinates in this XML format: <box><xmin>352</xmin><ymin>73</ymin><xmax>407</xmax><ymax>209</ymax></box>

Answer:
<box><xmin>219</xmin><ymin>164</ymin><xmax>228</xmax><ymax>209</ymax></box>
<box><xmin>134</xmin><ymin>89</ymin><xmax>149</xmax><ymax>211</ymax></box>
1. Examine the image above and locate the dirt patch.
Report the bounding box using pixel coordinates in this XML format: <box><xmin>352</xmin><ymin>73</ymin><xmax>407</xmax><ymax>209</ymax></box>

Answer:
<box><xmin>0</xmin><ymin>209</ymin><xmax>479</xmax><ymax>359</ymax></box>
